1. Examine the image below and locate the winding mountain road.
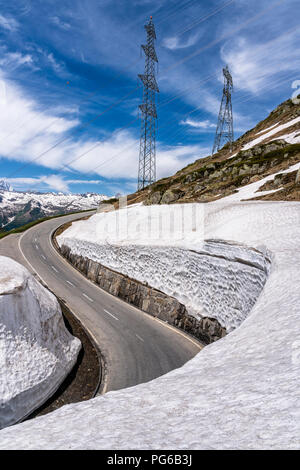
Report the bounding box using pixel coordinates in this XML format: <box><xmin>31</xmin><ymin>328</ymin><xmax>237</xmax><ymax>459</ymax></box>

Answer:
<box><xmin>0</xmin><ymin>211</ymin><xmax>202</xmax><ymax>393</ymax></box>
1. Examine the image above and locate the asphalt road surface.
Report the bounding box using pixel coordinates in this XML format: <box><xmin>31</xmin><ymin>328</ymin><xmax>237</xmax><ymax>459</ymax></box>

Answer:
<box><xmin>0</xmin><ymin>212</ymin><xmax>203</xmax><ymax>393</ymax></box>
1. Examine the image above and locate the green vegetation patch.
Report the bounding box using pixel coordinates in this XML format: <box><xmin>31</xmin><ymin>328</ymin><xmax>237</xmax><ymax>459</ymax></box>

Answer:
<box><xmin>100</xmin><ymin>197</ymin><xmax>118</xmax><ymax>204</ymax></box>
<box><xmin>150</xmin><ymin>179</ymin><xmax>172</xmax><ymax>193</ymax></box>
<box><xmin>228</xmin><ymin>143</ymin><xmax>300</xmax><ymax>171</ymax></box>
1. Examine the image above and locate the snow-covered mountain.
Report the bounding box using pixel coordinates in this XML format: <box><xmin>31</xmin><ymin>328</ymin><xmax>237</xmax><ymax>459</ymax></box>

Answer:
<box><xmin>0</xmin><ymin>179</ymin><xmax>12</xmax><ymax>192</ymax></box>
<box><xmin>0</xmin><ymin>190</ymin><xmax>108</xmax><ymax>231</ymax></box>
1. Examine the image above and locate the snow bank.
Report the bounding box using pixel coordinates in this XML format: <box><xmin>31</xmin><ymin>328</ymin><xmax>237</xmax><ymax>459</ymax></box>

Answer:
<box><xmin>59</xmin><ymin>237</ymin><xmax>270</xmax><ymax>331</ymax></box>
<box><xmin>57</xmin><ymin>204</ymin><xmax>271</xmax><ymax>330</ymax></box>
<box><xmin>59</xmin><ymin>203</ymin><xmax>205</xmax><ymax>249</ymax></box>
<box><xmin>275</xmin><ymin>129</ymin><xmax>300</xmax><ymax>144</ymax></box>
<box><xmin>222</xmin><ymin>161</ymin><xmax>300</xmax><ymax>202</ymax></box>
<box><xmin>0</xmin><ymin>257</ymin><xmax>81</xmax><ymax>429</ymax></box>
<box><xmin>1</xmin><ymin>201</ymin><xmax>299</xmax><ymax>449</ymax></box>
<box><xmin>255</xmin><ymin>122</ymin><xmax>280</xmax><ymax>135</ymax></box>
<box><xmin>242</xmin><ymin>116</ymin><xmax>300</xmax><ymax>150</ymax></box>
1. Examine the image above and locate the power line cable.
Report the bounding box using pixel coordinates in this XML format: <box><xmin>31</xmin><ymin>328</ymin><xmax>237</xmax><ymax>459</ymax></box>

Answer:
<box><xmin>163</xmin><ymin>0</ymin><xmax>287</xmax><ymax>73</ymax></box>
<box><xmin>6</xmin><ymin>71</ymin><xmax>216</xmax><ymax>181</ymax></box>
<box><xmin>18</xmin><ymin>82</ymin><xmax>214</xmax><ymax>192</ymax></box>
<box><xmin>3</xmin><ymin>1</ymin><xmax>292</xmax><ymax>191</ymax></box>
<box><xmin>155</xmin><ymin>0</ymin><xmax>201</xmax><ymax>26</ymax></box>
<box><xmin>6</xmin><ymin>85</ymin><xmax>140</xmax><ymax>178</ymax></box>
<box><xmin>9</xmin><ymin>67</ymin><xmax>295</xmax><ymax>192</ymax></box>
<box><xmin>0</xmin><ymin>3</ymin><xmax>230</xmax><ymax>165</ymax></box>
<box><xmin>173</xmin><ymin>0</ymin><xmax>236</xmax><ymax>37</ymax></box>
<box><xmin>54</xmin><ymin>93</ymin><xmax>213</xmax><ymax>180</ymax></box>
<box><xmin>0</xmin><ymin>56</ymin><xmax>142</xmax><ymax>147</ymax></box>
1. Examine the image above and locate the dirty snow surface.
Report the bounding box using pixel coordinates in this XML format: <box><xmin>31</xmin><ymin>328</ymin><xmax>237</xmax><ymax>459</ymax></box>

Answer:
<box><xmin>242</xmin><ymin>116</ymin><xmax>300</xmax><ymax>150</ymax></box>
<box><xmin>0</xmin><ymin>257</ymin><xmax>81</xmax><ymax>429</ymax></box>
<box><xmin>57</xmin><ymin>205</ymin><xmax>271</xmax><ymax>331</ymax></box>
<box><xmin>1</xmin><ymin>201</ymin><xmax>299</xmax><ymax>449</ymax></box>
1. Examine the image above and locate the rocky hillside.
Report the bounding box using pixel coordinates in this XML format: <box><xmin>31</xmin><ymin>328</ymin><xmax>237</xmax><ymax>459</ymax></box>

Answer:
<box><xmin>0</xmin><ymin>191</ymin><xmax>108</xmax><ymax>231</ymax></box>
<box><xmin>126</xmin><ymin>95</ymin><xmax>300</xmax><ymax>205</ymax></box>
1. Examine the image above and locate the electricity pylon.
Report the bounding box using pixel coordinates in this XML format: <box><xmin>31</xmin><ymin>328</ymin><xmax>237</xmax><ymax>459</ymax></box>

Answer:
<box><xmin>212</xmin><ymin>65</ymin><xmax>234</xmax><ymax>155</ymax></box>
<box><xmin>137</xmin><ymin>16</ymin><xmax>159</xmax><ymax>191</ymax></box>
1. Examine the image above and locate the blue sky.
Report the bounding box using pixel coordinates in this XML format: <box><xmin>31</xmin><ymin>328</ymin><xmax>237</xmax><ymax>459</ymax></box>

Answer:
<box><xmin>0</xmin><ymin>0</ymin><xmax>299</xmax><ymax>195</ymax></box>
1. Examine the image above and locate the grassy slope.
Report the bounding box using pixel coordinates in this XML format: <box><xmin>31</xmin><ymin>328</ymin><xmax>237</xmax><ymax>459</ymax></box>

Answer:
<box><xmin>126</xmin><ymin>96</ymin><xmax>300</xmax><ymax>206</ymax></box>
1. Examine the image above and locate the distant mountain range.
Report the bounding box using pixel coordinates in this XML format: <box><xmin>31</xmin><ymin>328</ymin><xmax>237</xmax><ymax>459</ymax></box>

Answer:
<box><xmin>0</xmin><ymin>180</ymin><xmax>12</xmax><ymax>192</ymax></box>
<box><xmin>0</xmin><ymin>189</ymin><xmax>108</xmax><ymax>231</ymax></box>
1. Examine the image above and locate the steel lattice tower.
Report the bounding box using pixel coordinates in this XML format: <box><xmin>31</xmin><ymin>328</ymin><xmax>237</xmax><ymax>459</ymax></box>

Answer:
<box><xmin>137</xmin><ymin>16</ymin><xmax>159</xmax><ymax>191</ymax></box>
<box><xmin>212</xmin><ymin>65</ymin><xmax>234</xmax><ymax>155</ymax></box>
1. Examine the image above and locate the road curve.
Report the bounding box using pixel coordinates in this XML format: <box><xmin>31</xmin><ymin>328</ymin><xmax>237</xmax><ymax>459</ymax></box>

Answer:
<box><xmin>0</xmin><ymin>212</ymin><xmax>203</xmax><ymax>393</ymax></box>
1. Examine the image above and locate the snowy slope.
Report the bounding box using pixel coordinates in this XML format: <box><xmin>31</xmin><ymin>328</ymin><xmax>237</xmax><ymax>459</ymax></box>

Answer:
<box><xmin>0</xmin><ymin>180</ymin><xmax>11</xmax><ymax>192</ymax></box>
<box><xmin>255</xmin><ymin>122</ymin><xmax>280</xmax><ymax>135</ymax></box>
<box><xmin>58</xmin><ymin>205</ymin><xmax>271</xmax><ymax>331</ymax></box>
<box><xmin>0</xmin><ymin>257</ymin><xmax>81</xmax><ymax>429</ymax></box>
<box><xmin>1</xmin><ymin>201</ymin><xmax>299</xmax><ymax>449</ymax></box>
<box><xmin>242</xmin><ymin>116</ymin><xmax>300</xmax><ymax>150</ymax></box>
<box><xmin>222</xmin><ymin>161</ymin><xmax>300</xmax><ymax>202</ymax></box>
<box><xmin>275</xmin><ymin>129</ymin><xmax>300</xmax><ymax>144</ymax></box>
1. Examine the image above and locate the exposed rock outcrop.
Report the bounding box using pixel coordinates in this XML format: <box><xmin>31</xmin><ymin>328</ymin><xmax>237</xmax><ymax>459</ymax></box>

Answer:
<box><xmin>149</xmin><ymin>140</ymin><xmax>300</xmax><ymax>204</ymax></box>
<box><xmin>160</xmin><ymin>189</ymin><xmax>185</xmax><ymax>204</ymax></box>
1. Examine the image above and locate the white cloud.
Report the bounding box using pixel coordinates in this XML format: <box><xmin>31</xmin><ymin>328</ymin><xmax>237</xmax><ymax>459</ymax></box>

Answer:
<box><xmin>68</xmin><ymin>129</ymin><xmax>210</xmax><ymax>180</ymax></box>
<box><xmin>4</xmin><ymin>175</ymin><xmax>104</xmax><ymax>192</ymax></box>
<box><xmin>51</xmin><ymin>104</ymin><xmax>80</xmax><ymax>115</ymax></box>
<box><xmin>3</xmin><ymin>175</ymin><xmax>68</xmax><ymax>192</ymax></box>
<box><xmin>46</xmin><ymin>52</ymin><xmax>66</xmax><ymax>75</ymax></box>
<box><xmin>2</xmin><ymin>177</ymin><xmax>38</xmax><ymax>188</ymax></box>
<box><xmin>0</xmin><ymin>74</ymin><xmax>81</xmax><ymax>169</ymax></box>
<box><xmin>43</xmin><ymin>174</ymin><xmax>69</xmax><ymax>192</ymax></box>
<box><xmin>0</xmin><ymin>52</ymin><xmax>35</xmax><ymax>71</ymax></box>
<box><xmin>66</xmin><ymin>179</ymin><xmax>103</xmax><ymax>185</ymax></box>
<box><xmin>157</xmin><ymin>143</ymin><xmax>210</xmax><ymax>177</ymax></box>
<box><xmin>0</xmin><ymin>14</ymin><xmax>19</xmax><ymax>32</ymax></box>
<box><xmin>180</xmin><ymin>118</ymin><xmax>216</xmax><ymax>129</ymax></box>
<box><xmin>221</xmin><ymin>28</ymin><xmax>300</xmax><ymax>94</ymax></box>
<box><xmin>163</xmin><ymin>33</ymin><xmax>200</xmax><ymax>50</ymax></box>
<box><xmin>50</xmin><ymin>16</ymin><xmax>71</xmax><ymax>30</ymax></box>
<box><xmin>0</xmin><ymin>73</ymin><xmax>207</xmax><ymax>183</ymax></box>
